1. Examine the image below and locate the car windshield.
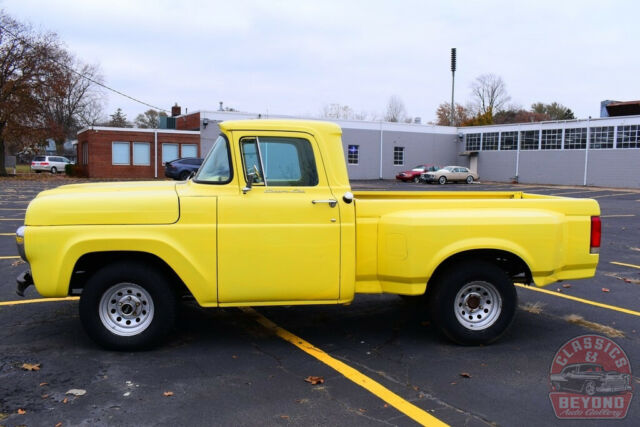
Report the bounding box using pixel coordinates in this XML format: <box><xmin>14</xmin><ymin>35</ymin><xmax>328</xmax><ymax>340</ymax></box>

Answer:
<box><xmin>194</xmin><ymin>135</ymin><xmax>232</xmax><ymax>183</ymax></box>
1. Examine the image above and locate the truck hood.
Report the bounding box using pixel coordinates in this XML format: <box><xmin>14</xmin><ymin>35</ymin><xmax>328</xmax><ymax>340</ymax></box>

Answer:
<box><xmin>25</xmin><ymin>181</ymin><xmax>179</xmax><ymax>226</ymax></box>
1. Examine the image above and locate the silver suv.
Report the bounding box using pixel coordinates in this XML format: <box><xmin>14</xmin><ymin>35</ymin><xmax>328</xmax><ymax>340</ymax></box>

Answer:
<box><xmin>31</xmin><ymin>156</ymin><xmax>72</xmax><ymax>174</ymax></box>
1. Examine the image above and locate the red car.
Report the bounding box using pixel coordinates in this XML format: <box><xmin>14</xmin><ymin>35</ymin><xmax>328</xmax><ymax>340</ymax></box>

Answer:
<box><xmin>395</xmin><ymin>165</ymin><xmax>441</xmax><ymax>182</ymax></box>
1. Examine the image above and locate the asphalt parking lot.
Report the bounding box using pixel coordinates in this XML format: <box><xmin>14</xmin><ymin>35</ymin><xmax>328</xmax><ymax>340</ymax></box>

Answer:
<box><xmin>1</xmin><ymin>176</ymin><xmax>639</xmax><ymax>426</ymax></box>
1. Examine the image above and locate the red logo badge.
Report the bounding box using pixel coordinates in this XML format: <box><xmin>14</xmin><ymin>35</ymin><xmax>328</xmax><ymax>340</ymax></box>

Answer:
<box><xmin>549</xmin><ymin>334</ymin><xmax>633</xmax><ymax>419</ymax></box>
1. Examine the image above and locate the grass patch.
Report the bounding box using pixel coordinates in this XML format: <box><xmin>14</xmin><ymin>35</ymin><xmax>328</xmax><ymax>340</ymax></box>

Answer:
<box><xmin>564</xmin><ymin>314</ymin><xmax>625</xmax><ymax>338</ymax></box>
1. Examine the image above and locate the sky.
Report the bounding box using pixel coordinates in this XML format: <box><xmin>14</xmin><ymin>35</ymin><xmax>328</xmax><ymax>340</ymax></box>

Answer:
<box><xmin>3</xmin><ymin>0</ymin><xmax>640</xmax><ymax>123</ymax></box>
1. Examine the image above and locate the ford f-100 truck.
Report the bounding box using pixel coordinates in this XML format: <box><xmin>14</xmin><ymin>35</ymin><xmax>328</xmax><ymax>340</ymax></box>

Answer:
<box><xmin>15</xmin><ymin>120</ymin><xmax>601</xmax><ymax>350</ymax></box>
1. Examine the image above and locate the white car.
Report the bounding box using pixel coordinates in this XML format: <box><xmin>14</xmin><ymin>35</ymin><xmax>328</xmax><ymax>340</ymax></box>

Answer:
<box><xmin>31</xmin><ymin>156</ymin><xmax>72</xmax><ymax>174</ymax></box>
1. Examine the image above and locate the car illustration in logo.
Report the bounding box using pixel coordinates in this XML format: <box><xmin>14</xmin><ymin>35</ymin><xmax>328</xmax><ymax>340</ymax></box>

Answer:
<box><xmin>550</xmin><ymin>363</ymin><xmax>632</xmax><ymax>396</ymax></box>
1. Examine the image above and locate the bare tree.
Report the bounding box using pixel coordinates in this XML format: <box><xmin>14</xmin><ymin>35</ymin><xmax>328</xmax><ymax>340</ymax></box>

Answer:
<box><xmin>36</xmin><ymin>48</ymin><xmax>105</xmax><ymax>154</ymax></box>
<box><xmin>0</xmin><ymin>12</ymin><xmax>57</xmax><ymax>175</ymax></box>
<box><xmin>469</xmin><ymin>74</ymin><xmax>511</xmax><ymax>116</ymax></box>
<box><xmin>384</xmin><ymin>95</ymin><xmax>407</xmax><ymax>122</ymax></box>
<box><xmin>135</xmin><ymin>109</ymin><xmax>166</xmax><ymax>128</ymax></box>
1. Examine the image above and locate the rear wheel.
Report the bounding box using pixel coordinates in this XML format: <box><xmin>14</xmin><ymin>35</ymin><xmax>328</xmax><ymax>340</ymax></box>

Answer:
<box><xmin>50</xmin><ymin>166</ymin><xmax>57</xmax><ymax>174</ymax></box>
<box><xmin>428</xmin><ymin>261</ymin><xmax>517</xmax><ymax>345</ymax></box>
<box><xmin>79</xmin><ymin>262</ymin><xmax>176</xmax><ymax>350</ymax></box>
<box><xmin>466</xmin><ymin>176</ymin><xmax>474</xmax><ymax>184</ymax></box>
<box><xmin>438</xmin><ymin>176</ymin><xmax>447</xmax><ymax>185</ymax></box>
<box><xmin>413</xmin><ymin>176</ymin><xmax>420</xmax><ymax>183</ymax></box>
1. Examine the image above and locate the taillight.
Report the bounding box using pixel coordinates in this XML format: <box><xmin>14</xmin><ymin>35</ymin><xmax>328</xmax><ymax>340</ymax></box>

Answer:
<box><xmin>590</xmin><ymin>216</ymin><xmax>601</xmax><ymax>254</ymax></box>
<box><xmin>41</xmin><ymin>162</ymin><xmax>49</xmax><ymax>165</ymax></box>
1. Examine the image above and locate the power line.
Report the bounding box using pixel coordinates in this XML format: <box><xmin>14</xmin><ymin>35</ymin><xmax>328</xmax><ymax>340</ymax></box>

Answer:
<box><xmin>0</xmin><ymin>23</ymin><xmax>169</xmax><ymax>113</ymax></box>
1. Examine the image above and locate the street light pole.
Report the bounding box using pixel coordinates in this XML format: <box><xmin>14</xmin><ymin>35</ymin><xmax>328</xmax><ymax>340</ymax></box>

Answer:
<box><xmin>450</xmin><ymin>48</ymin><xmax>457</xmax><ymax>126</ymax></box>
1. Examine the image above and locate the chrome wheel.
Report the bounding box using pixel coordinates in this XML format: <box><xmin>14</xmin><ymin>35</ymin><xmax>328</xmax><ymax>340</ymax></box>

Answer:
<box><xmin>99</xmin><ymin>282</ymin><xmax>155</xmax><ymax>336</ymax></box>
<box><xmin>454</xmin><ymin>281</ymin><xmax>502</xmax><ymax>330</ymax></box>
<box><xmin>584</xmin><ymin>381</ymin><xmax>597</xmax><ymax>396</ymax></box>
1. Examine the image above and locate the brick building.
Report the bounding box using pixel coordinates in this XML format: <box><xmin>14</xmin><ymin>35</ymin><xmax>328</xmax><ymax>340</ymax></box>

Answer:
<box><xmin>76</xmin><ymin>127</ymin><xmax>200</xmax><ymax>179</ymax></box>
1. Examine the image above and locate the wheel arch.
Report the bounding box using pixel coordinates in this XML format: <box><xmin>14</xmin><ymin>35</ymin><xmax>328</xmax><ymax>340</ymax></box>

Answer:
<box><xmin>70</xmin><ymin>251</ymin><xmax>191</xmax><ymax>298</ymax></box>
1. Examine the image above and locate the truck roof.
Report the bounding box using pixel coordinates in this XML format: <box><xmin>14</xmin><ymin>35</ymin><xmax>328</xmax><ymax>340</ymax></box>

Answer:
<box><xmin>219</xmin><ymin>119</ymin><xmax>342</xmax><ymax>135</ymax></box>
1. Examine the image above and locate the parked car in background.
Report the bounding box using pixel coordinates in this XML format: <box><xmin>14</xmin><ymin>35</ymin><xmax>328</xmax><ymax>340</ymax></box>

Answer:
<box><xmin>164</xmin><ymin>157</ymin><xmax>203</xmax><ymax>180</ymax></box>
<box><xmin>396</xmin><ymin>165</ymin><xmax>441</xmax><ymax>183</ymax></box>
<box><xmin>31</xmin><ymin>156</ymin><xmax>72</xmax><ymax>174</ymax></box>
<box><xmin>421</xmin><ymin>166</ymin><xmax>479</xmax><ymax>185</ymax></box>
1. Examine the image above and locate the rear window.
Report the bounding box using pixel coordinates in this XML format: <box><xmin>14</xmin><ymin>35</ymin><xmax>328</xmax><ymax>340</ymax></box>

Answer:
<box><xmin>34</xmin><ymin>156</ymin><xmax>45</xmax><ymax>161</ymax></box>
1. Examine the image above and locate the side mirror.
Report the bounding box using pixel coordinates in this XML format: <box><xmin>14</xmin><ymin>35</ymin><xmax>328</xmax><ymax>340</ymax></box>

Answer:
<box><xmin>242</xmin><ymin>172</ymin><xmax>256</xmax><ymax>194</ymax></box>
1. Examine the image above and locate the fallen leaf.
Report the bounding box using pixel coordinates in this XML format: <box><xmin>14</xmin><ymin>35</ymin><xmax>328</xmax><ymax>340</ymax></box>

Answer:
<box><xmin>304</xmin><ymin>376</ymin><xmax>324</xmax><ymax>385</ymax></box>
<box><xmin>18</xmin><ymin>408</ymin><xmax>26</xmax><ymax>415</ymax></box>
<box><xmin>232</xmin><ymin>355</ymin><xmax>238</xmax><ymax>359</ymax></box>
<box><xmin>420</xmin><ymin>321</ymin><xmax>430</xmax><ymax>327</ymax></box>
<box><xmin>39</xmin><ymin>382</ymin><xmax>48</xmax><ymax>387</ymax></box>
<box><xmin>280</xmin><ymin>415</ymin><xmax>290</xmax><ymax>419</ymax></box>
<box><xmin>383</xmin><ymin>404</ymin><xmax>389</xmax><ymax>408</ymax></box>
<box><xmin>66</xmin><ymin>389</ymin><xmax>86</xmax><ymax>396</ymax></box>
<box><xmin>556</xmin><ymin>288</ymin><xmax>562</xmax><ymax>293</ymax></box>
<box><xmin>412</xmin><ymin>385</ymin><xmax>419</xmax><ymax>391</ymax></box>
<box><xmin>63</xmin><ymin>397</ymin><xmax>68</xmax><ymax>404</ymax></box>
<box><xmin>450</xmin><ymin>382</ymin><xmax>457</xmax><ymax>385</ymax></box>
<box><xmin>55</xmin><ymin>423</ymin><xmax>63</xmax><ymax>427</ymax></box>
<box><xmin>21</xmin><ymin>363</ymin><xmax>41</xmax><ymax>371</ymax></box>
<box><xmin>42</xmin><ymin>394</ymin><xmax>49</xmax><ymax>399</ymax></box>
<box><xmin>602</xmin><ymin>288</ymin><xmax>610</xmax><ymax>293</ymax></box>
<box><xmin>562</xmin><ymin>284</ymin><xmax>572</xmax><ymax>289</ymax></box>
<box><xmin>358</xmin><ymin>408</ymin><xmax>367</xmax><ymax>413</ymax></box>
<box><xmin>11</xmin><ymin>259</ymin><xmax>25</xmax><ymax>267</ymax></box>
<box><xmin>460</xmin><ymin>372</ymin><xmax>472</xmax><ymax>378</ymax></box>
<box><xmin>163</xmin><ymin>391</ymin><xmax>174</xmax><ymax>397</ymax></box>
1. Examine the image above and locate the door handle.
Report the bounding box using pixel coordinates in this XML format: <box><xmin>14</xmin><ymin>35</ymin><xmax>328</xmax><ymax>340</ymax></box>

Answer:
<box><xmin>312</xmin><ymin>199</ymin><xmax>337</xmax><ymax>208</ymax></box>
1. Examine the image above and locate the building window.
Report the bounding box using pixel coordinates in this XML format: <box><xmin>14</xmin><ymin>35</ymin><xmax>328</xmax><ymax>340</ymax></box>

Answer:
<box><xmin>347</xmin><ymin>145</ymin><xmax>359</xmax><ymax>165</ymax></box>
<box><xmin>82</xmin><ymin>143</ymin><xmax>88</xmax><ymax>166</ymax></box>
<box><xmin>181</xmin><ymin>144</ymin><xmax>198</xmax><ymax>158</ymax></box>
<box><xmin>483</xmin><ymin>132</ymin><xmax>499</xmax><ymax>150</ymax></box>
<box><xmin>466</xmin><ymin>133</ymin><xmax>481</xmax><ymax>151</ymax></box>
<box><xmin>616</xmin><ymin>125</ymin><xmax>640</xmax><ymax>149</ymax></box>
<box><xmin>393</xmin><ymin>147</ymin><xmax>404</xmax><ymax>165</ymax></box>
<box><xmin>520</xmin><ymin>130</ymin><xmax>539</xmax><ymax>150</ymax></box>
<box><xmin>112</xmin><ymin>142</ymin><xmax>130</xmax><ymax>165</ymax></box>
<box><xmin>133</xmin><ymin>142</ymin><xmax>150</xmax><ymax>166</ymax></box>
<box><xmin>564</xmin><ymin>128</ymin><xmax>587</xmax><ymax>149</ymax></box>
<box><xmin>541</xmin><ymin>129</ymin><xmax>562</xmax><ymax>150</ymax></box>
<box><xmin>162</xmin><ymin>143</ymin><xmax>179</xmax><ymax>164</ymax></box>
<box><xmin>500</xmin><ymin>131</ymin><xmax>518</xmax><ymax>150</ymax></box>
<box><xmin>590</xmin><ymin>126</ymin><xmax>614</xmax><ymax>149</ymax></box>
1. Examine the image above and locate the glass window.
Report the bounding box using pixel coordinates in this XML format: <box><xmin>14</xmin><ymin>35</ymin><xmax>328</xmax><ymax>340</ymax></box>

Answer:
<box><xmin>347</xmin><ymin>145</ymin><xmax>359</xmax><ymax>165</ymax></box>
<box><xmin>564</xmin><ymin>128</ymin><xmax>587</xmax><ymax>149</ymax></box>
<box><xmin>483</xmin><ymin>132</ymin><xmax>499</xmax><ymax>150</ymax></box>
<box><xmin>520</xmin><ymin>130</ymin><xmax>539</xmax><ymax>150</ymax></box>
<box><xmin>112</xmin><ymin>142</ymin><xmax>130</xmax><ymax>165</ymax></box>
<box><xmin>181</xmin><ymin>144</ymin><xmax>198</xmax><ymax>158</ymax></box>
<box><xmin>590</xmin><ymin>126</ymin><xmax>614</xmax><ymax>149</ymax></box>
<box><xmin>133</xmin><ymin>142</ymin><xmax>150</xmax><ymax>166</ymax></box>
<box><xmin>541</xmin><ymin>129</ymin><xmax>562</xmax><ymax>150</ymax></box>
<box><xmin>195</xmin><ymin>135</ymin><xmax>232</xmax><ymax>184</ymax></box>
<box><xmin>617</xmin><ymin>125</ymin><xmax>640</xmax><ymax>149</ymax></box>
<box><xmin>393</xmin><ymin>147</ymin><xmax>404</xmax><ymax>165</ymax></box>
<box><xmin>500</xmin><ymin>131</ymin><xmax>518</xmax><ymax>150</ymax></box>
<box><xmin>162</xmin><ymin>143</ymin><xmax>179</xmax><ymax>164</ymax></box>
<box><xmin>240</xmin><ymin>137</ymin><xmax>318</xmax><ymax>187</ymax></box>
<box><xmin>465</xmin><ymin>133</ymin><xmax>481</xmax><ymax>151</ymax></box>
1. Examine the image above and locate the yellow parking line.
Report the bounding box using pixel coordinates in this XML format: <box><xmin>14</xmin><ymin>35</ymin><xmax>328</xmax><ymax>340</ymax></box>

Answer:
<box><xmin>550</xmin><ymin>190</ymin><xmax>608</xmax><ymax>196</ymax></box>
<box><xmin>591</xmin><ymin>192</ymin><xmax>637</xmax><ymax>199</ymax></box>
<box><xmin>611</xmin><ymin>261</ymin><xmax>640</xmax><ymax>270</ymax></box>
<box><xmin>0</xmin><ymin>297</ymin><xmax>79</xmax><ymax>306</ymax></box>
<box><xmin>241</xmin><ymin>307</ymin><xmax>448</xmax><ymax>427</ymax></box>
<box><xmin>0</xmin><ymin>255</ymin><xmax>20</xmax><ymax>259</ymax></box>
<box><xmin>601</xmin><ymin>214</ymin><xmax>635</xmax><ymax>218</ymax></box>
<box><xmin>0</xmin><ymin>218</ymin><xmax>23</xmax><ymax>221</ymax></box>
<box><xmin>516</xmin><ymin>284</ymin><xmax>640</xmax><ymax>317</ymax></box>
<box><xmin>0</xmin><ymin>233</ymin><xmax>15</xmax><ymax>236</ymax></box>
<box><xmin>0</xmin><ymin>208</ymin><xmax>26</xmax><ymax>211</ymax></box>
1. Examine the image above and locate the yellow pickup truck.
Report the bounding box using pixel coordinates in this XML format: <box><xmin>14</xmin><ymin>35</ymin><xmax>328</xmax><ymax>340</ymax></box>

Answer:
<box><xmin>15</xmin><ymin>120</ymin><xmax>601</xmax><ymax>350</ymax></box>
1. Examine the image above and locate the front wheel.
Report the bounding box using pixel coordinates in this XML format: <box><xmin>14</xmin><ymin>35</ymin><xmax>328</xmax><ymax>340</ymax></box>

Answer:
<box><xmin>178</xmin><ymin>170</ymin><xmax>191</xmax><ymax>181</ymax></box>
<box><xmin>438</xmin><ymin>176</ymin><xmax>447</xmax><ymax>185</ymax></box>
<box><xmin>413</xmin><ymin>176</ymin><xmax>420</xmax><ymax>183</ymax></box>
<box><xmin>428</xmin><ymin>261</ymin><xmax>517</xmax><ymax>345</ymax></box>
<box><xmin>79</xmin><ymin>262</ymin><xmax>176</xmax><ymax>350</ymax></box>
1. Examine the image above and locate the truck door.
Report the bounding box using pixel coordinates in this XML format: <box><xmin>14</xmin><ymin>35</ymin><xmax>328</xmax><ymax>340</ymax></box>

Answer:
<box><xmin>217</xmin><ymin>132</ymin><xmax>341</xmax><ymax>304</ymax></box>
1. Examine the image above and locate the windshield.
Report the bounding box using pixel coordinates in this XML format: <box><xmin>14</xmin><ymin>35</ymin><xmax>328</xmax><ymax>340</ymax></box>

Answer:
<box><xmin>194</xmin><ymin>135</ymin><xmax>232</xmax><ymax>183</ymax></box>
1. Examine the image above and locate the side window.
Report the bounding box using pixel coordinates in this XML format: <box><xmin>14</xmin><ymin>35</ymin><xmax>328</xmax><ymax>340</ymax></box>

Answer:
<box><xmin>240</xmin><ymin>137</ymin><xmax>318</xmax><ymax>187</ymax></box>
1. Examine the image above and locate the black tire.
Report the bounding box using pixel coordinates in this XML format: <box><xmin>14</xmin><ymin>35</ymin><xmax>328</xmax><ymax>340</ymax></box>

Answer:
<box><xmin>79</xmin><ymin>262</ymin><xmax>176</xmax><ymax>350</ymax></box>
<box><xmin>428</xmin><ymin>260</ymin><xmax>517</xmax><ymax>345</ymax></box>
<box><xmin>178</xmin><ymin>170</ymin><xmax>190</xmax><ymax>181</ymax></box>
<box><xmin>35</xmin><ymin>170</ymin><xmax>41</xmax><ymax>174</ymax></box>
<box><xmin>413</xmin><ymin>176</ymin><xmax>420</xmax><ymax>183</ymax></box>
<box><xmin>438</xmin><ymin>176</ymin><xmax>447</xmax><ymax>185</ymax></box>
<box><xmin>466</xmin><ymin>176</ymin><xmax>474</xmax><ymax>184</ymax></box>
<box><xmin>50</xmin><ymin>166</ymin><xmax>57</xmax><ymax>174</ymax></box>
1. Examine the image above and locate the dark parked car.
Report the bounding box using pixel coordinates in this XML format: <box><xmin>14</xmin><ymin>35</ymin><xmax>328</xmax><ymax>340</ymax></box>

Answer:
<box><xmin>395</xmin><ymin>165</ymin><xmax>441</xmax><ymax>183</ymax></box>
<box><xmin>550</xmin><ymin>363</ymin><xmax>632</xmax><ymax>396</ymax></box>
<box><xmin>164</xmin><ymin>158</ymin><xmax>203</xmax><ymax>180</ymax></box>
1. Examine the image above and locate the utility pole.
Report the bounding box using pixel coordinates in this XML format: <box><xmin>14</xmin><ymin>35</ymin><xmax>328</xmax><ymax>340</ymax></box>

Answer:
<box><xmin>450</xmin><ymin>48</ymin><xmax>457</xmax><ymax>126</ymax></box>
